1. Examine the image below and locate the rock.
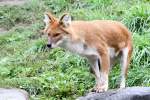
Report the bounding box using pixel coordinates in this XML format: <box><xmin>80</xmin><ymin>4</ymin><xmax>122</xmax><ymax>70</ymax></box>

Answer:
<box><xmin>77</xmin><ymin>87</ymin><xmax>150</xmax><ymax>100</ymax></box>
<box><xmin>0</xmin><ymin>88</ymin><xmax>29</xmax><ymax>100</ymax></box>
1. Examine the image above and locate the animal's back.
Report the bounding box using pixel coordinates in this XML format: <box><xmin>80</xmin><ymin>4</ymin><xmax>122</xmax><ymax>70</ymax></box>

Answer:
<box><xmin>71</xmin><ymin>20</ymin><xmax>132</xmax><ymax>50</ymax></box>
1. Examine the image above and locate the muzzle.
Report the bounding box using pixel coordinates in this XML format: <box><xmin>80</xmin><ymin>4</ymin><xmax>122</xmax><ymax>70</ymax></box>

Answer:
<box><xmin>47</xmin><ymin>37</ymin><xmax>52</xmax><ymax>49</ymax></box>
<box><xmin>47</xmin><ymin>44</ymin><xmax>52</xmax><ymax>48</ymax></box>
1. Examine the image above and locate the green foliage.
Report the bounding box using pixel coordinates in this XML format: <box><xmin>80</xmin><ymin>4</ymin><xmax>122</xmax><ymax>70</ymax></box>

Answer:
<box><xmin>0</xmin><ymin>0</ymin><xmax>149</xmax><ymax>99</ymax></box>
<box><xmin>123</xmin><ymin>3</ymin><xmax>150</xmax><ymax>33</ymax></box>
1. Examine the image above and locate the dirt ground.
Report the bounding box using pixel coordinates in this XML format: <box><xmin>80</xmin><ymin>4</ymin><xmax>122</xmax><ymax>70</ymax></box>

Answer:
<box><xmin>0</xmin><ymin>28</ymin><xmax>8</xmax><ymax>34</ymax></box>
<box><xmin>0</xmin><ymin>0</ymin><xmax>26</xmax><ymax>34</ymax></box>
<box><xmin>0</xmin><ymin>0</ymin><xmax>25</xmax><ymax>6</ymax></box>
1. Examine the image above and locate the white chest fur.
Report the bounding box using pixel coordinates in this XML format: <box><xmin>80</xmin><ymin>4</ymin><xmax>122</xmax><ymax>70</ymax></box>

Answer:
<box><xmin>57</xmin><ymin>36</ymin><xmax>118</xmax><ymax>59</ymax></box>
<box><xmin>66</xmin><ymin>42</ymin><xmax>98</xmax><ymax>56</ymax></box>
<box><xmin>57</xmin><ymin>37</ymin><xmax>98</xmax><ymax>57</ymax></box>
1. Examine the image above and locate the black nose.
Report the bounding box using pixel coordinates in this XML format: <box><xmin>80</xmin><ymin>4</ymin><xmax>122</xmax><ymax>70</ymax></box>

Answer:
<box><xmin>47</xmin><ymin>44</ymin><xmax>52</xmax><ymax>48</ymax></box>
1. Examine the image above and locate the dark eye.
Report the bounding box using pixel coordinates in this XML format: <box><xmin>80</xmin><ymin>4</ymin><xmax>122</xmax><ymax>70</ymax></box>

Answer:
<box><xmin>48</xmin><ymin>33</ymin><xmax>51</xmax><ymax>36</ymax></box>
<box><xmin>53</xmin><ymin>33</ymin><xmax>60</xmax><ymax>37</ymax></box>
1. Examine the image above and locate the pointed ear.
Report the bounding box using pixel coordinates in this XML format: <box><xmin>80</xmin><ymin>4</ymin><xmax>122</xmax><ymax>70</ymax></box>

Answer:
<box><xmin>59</xmin><ymin>14</ymin><xmax>71</xmax><ymax>27</ymax></box>
<box><xmin>44</xmin><ymin>14</ymin><xmax>50</xmax><ymax>25</ymax></box>
<box><xmin>43</xmin><ymin>12</ymin><xmax>56</xmax><ymax>26</ymax></box>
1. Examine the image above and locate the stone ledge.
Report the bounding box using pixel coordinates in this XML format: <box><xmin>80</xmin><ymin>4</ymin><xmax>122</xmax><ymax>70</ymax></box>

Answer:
<box><xmin>77</xmin><ymin>87</ymin><xmax>150</xmax><ymax>100</ymax></box>
<box><xmin>0</xmin><ymin>88</ymin><xmax>28</xmax><ymax>100</ymax></box>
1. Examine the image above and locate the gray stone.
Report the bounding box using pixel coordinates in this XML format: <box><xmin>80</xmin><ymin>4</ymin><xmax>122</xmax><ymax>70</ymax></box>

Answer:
<box><xmin>77</xmin><ymin>87</ymin><xmax>150</xmax><ymax>100</ymax></box>
<box><xmin>0</xmin><ymin>88</ymin><xmax>29</xmax><ymax>100</ymax></box>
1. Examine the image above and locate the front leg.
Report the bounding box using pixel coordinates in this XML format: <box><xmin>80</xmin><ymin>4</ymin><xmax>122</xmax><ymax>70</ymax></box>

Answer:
<box><xmin>96</xmin><ymin>47</ymin><xmax>110</xmax><ymax>92</ymax></box>
<box><xmin>88</xmin><ymin>56</ymin><xmax>101</xmax><ymax>92</ymax></box>
<box><xmin>88</xmin><ymin>53</ymin><xmax>110</xmax><ymax>92</ymax></box>
<box><xmin>97</xmin><ymin>51</ymin><xmax>110</xmax><ymax>92</ymax></box>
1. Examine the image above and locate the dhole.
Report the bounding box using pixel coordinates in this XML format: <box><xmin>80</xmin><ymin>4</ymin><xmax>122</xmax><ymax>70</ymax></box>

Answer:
<box><xmin>43</xmin><ymin>12</ymin><xmax>133</xmax><ymax>92</ymax></box>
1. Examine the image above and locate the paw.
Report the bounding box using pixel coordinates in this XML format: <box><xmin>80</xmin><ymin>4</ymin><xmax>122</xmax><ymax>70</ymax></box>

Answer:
<box><xmin>120</xmin><ymin>79</ymin><xmax>125</xmax><ymax>89</ymax></box>
<box><xmin>91</xmin><ymin>84</ymin><xmax>108</xmax><ymax>93</ymax></box>
<box><xmin>120</xmin><ymin>85</ymin><xmax>125</xmax><ymax>89</ymax></box>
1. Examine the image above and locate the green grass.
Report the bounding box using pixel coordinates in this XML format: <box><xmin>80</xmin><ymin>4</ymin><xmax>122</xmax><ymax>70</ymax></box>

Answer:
<box><xmin>0</xmin><ymin>0</ymin><xmax>150</xmax><ymax>99</ymax></box>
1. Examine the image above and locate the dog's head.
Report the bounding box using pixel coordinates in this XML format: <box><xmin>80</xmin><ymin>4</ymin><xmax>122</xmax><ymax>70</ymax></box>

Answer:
<box><xmin>43</xmin><ymin>12</ymin><xmax>72</xmax><ymax>48</ymax></box>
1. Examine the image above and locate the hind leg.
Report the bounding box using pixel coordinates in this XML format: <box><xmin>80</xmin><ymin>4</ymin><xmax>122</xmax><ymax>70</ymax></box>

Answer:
<box><xmin>120</xmin><ymin>46</ymin><xmax>132</xmax><ymax>88</ymax></box>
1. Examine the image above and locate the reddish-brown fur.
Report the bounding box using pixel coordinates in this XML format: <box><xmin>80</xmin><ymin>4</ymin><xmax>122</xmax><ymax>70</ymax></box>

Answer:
<box><xmin>43</xmin><ymin>12</ymin><xmax>133</xmax><ymax>92</ymax></box>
